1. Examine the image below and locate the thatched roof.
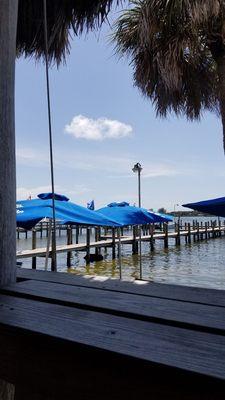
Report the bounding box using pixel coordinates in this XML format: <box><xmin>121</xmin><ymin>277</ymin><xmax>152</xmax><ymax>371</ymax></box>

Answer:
<box><xmin>17</xmin><ymin>0</ymin><xmax>120</xmax><ymax>64</ymax></box>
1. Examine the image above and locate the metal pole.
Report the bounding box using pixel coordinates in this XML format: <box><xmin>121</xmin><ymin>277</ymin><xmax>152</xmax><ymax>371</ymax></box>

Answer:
<box><xmin>139</xmin><ymin>225</ymin><xmax>142</xmax><ymax>280</ymax></box>
<box><xmin>138</xmin><ymin>169</ymin><xmax>141</xmax><ymax>207</ymax></box>
<box><xmin>43</xmin><ymin>0</ymin><xmax>57</xmax><ymax>271</ymax></box>
<box><xmin>118</xmin><ymin>228</ymin><xmax>122</xmax><ymax>279</ymax></box>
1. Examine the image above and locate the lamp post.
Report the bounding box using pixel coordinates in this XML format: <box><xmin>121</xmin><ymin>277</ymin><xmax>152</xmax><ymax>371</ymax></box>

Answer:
<box><xmin>132</xmin><ymin>162</ymin><xmax>142</xmax><ymax>207</ymax></box>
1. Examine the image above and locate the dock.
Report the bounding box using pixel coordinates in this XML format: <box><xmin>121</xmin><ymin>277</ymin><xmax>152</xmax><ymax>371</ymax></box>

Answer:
<box><xmin>0</xmin><ymin>268</ymin><xmax>225</xmax><ymax>399</ymax></box>
<box><xmin>16</xmin><ymin>222</ymin><xmax>225</xmax><ymax>270</ymax></box>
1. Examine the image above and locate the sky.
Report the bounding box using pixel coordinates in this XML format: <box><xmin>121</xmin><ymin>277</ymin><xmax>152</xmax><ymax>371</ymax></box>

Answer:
<box><xmin>15</xmin><ymin>6</ymin><xmax>225</xmax><ymax>212</ymax></box>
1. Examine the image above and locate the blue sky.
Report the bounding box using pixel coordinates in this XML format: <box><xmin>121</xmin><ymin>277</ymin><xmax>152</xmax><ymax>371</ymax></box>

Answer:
<box><xmin>15</xmin><ymin>7</ymin><xmax>225</xmax><ymax>212</ymax></box>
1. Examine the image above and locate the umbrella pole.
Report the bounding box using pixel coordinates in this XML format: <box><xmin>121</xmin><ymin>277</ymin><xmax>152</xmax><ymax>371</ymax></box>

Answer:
<box><xmin>43</xmin><ymin>0</ymin><xmax>57</xmax><ymax>272</ymax></box>
<box><xmin>118</xmin><ymin>228</ymin><xmax>122</xmax><ymax>279</ymax></box>
<box><xmin>139</xmin><ymin>225</ymin><xmax>143</xmax><ymax>280</ymax></box>
<box><xmin>45</xmin><ymin>219</ymin><xmax>52</xmax><ymax>271</ymax></box>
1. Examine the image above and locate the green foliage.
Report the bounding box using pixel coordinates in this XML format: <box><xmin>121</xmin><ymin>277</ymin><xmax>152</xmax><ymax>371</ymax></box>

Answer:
<box><xmin>114</xmin><ymin>0</ymin><xmax>225</xmax><ymax>146</ymax></box>
<box><xmin>158</xmin><ymin>207</ymin><xmax>167</xmax><ymax>214</ymax></box>
<box><xmin>16</xmin><ymin>0</ymin><xmax>121</xmax><ymax>64</ymax></box>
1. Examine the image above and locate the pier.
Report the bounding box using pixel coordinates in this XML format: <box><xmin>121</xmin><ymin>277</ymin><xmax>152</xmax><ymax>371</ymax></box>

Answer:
<box><xmin>0</xmin><ymin>268</ymin><xmax>225</xmax><ymax>399</ymax></box>
<box><xmin>16</xmin><ymin>220</ymin><xmax>225</xmax><ymax>269</ymax></box>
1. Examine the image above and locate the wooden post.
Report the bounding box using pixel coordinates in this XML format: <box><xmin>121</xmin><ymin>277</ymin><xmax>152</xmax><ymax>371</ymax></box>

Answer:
<box><xmin>188</xmin><ymin>223</ymin><xmax>191</xmax><ymax>244</ymax></box>
<box><xmin>86</xmin><ymin>227</ymin><xmax>90</xmax><ymax>263</ymax></box>
<box><xmin>132</xmin><ymin>226</ymin><xmax>138</xmax><ymax>254</ymax></box>
<box><xmin>76</xmin><ymin>226</ymin><xmax>79</xmax><ymax>244</ymax></box>
<box><xmin>17</xmin><ymin>228</ymin><xmax>20</xmax><ymax>239</ymax></box>
<box><xmin>40</xmin><ymin>222</ymin><xmax>43</xmax><ymax>238</ymax></box>
<box><xmin>204</xmin><ymin>222</ymin><xmax>208</xmax><ymax>240</ymax></box>
<box><xmin>212</xmin><ymin>223</ymin><xmax>215</xmax><ymax>239</ymax></box>
<box><xmin>176</xmin><ymin>221</ymin><xmax>180</xmax><ymax>246</ymax></box>
<box><xmin>164</xmin><ymin>223</ymin><xmax>168</xmax><ymax>248</ymax></box>
<box><xmin>67</xmin><ymin>226</ymin><xmax>72</xmax><ymax>268</ymax></box>
<box><xmin>0</xmin><ymin>0</ymin><xmax>18</xmax><ymax>288</ymax></box>
<box><xmin>112</xmin><ymin>227</ymin><xmax>116</xmax><ymax>259</ymax></box>
<box><xmin>95</xmin><ymin>227</ymin><xmax>100</xmax><ymax>256</ymax></box>
<box><xmin>197</xmin><ymin>223</ymin><xmax>200</xmax><ymax>241</ymax></box>
<box><xmin>219</xmin><ymin>219</ymin><xmax>222</xmax><ymax>237</ymax></box>
<box><xmin>150</xmin><ymin>224</ymin><xmax>154</xmax><ymax>251</ymax></box>
<box><xmin>32</xmin><ymin>229</ymin><xmax>37</xmax><ymax>270</ymax></box>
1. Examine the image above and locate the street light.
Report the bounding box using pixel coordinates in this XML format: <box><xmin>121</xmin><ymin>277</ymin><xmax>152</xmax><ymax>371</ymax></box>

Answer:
<box><xmin>132</xmin><ymin>162</ymin><xmax>142</xmax><ymax>207</ymax></box>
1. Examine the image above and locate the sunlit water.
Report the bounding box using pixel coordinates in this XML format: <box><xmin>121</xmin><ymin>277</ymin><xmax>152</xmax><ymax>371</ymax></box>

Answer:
<box><xmin>17</xmin><ymin>216</ymin><xmax>225</xmax><ymax>290</ymax></box>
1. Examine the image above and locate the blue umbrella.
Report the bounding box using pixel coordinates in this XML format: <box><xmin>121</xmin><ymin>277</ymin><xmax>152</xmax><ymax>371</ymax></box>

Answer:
<box><xmin>96</xmin><ymin>202</ymin><xmax>173</xmax><ymax>226</ymax></box>
<box><xmin>16</xmin><ymin>196</ymin><xmax>121</xmax><ymax>230</ymax></box>
<box><xmin>38</xmin><ymin>192</ymin><xmax>70</xmax><ymax>201</ymax></box>
<box><xmin>183</xmin><ymin>197</ymin><xmax>225</xmax><ymax>217</ymax></box>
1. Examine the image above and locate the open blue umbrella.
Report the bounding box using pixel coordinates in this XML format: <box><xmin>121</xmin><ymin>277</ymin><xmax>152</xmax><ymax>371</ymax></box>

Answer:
<box><xmin>183</xmin><ymin>197</ymin><xmax>225</xmax><ymax>217</ymax></box>
<box><xmin>16</xmin><ymin>195</ymin><xmax>121</xmax><ymax>230</ymax></box>
<box><xmin>96</xmin><ymin>202</ymin><xmax>173</xmax><ymax>226</ymax></box>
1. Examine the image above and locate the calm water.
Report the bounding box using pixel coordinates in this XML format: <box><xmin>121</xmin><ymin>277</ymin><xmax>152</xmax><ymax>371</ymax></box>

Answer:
<box><xmin>17</xmin><ymin>216</ymin><xmax>225</xmax><ymax>290</ymax></box>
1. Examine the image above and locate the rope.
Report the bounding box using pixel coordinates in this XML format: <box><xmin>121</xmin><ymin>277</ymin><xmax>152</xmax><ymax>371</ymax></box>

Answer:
<box><xmin>43</xmin><ymin>0</ymin><xmax>57</xmax><ymax>272</ymax></box>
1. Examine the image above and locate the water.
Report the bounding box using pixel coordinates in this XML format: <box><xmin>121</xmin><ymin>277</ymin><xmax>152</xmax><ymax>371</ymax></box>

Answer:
<box><xmin>17</xmin><ymin>216</ymin><xmax>225</xmax><ymax>290</ymax></box>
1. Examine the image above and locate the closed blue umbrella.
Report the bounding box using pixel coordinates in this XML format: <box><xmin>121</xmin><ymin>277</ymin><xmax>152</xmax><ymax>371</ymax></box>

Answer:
<box><xmin>96</xmin><ymin>202</ymin><xmax>173</xmax><ymax>226</ymax></box>
<box><xmin>183</xmin><ymin>197</ymin><xmax>225</xmax><ymax>217</ymax></box>
<box><xmin>16</xmin><ymin>196</ymin><xmax>121</xmax><ymax>229</ymax></box>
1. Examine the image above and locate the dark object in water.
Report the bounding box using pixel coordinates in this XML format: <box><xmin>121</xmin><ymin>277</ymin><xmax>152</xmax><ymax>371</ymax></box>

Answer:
<box><xmin>84</xmin><ymin>254</ymin><xmax>103</xmax><ymax>262</ymax></box>
<box><xmin>16</xmin><ymin>261</ymin><xmax>23</xmax><ymax>267</ymax></box>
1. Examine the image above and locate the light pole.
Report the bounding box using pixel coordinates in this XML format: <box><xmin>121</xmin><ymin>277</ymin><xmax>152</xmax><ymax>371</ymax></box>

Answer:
<box><xmin>132</xmin><ymin>162</ymin><xmax>142</xmax><ymax>207</ymax></box>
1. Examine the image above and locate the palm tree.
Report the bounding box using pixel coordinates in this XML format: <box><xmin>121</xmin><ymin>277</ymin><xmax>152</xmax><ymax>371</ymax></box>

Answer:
<box><xmin>0</xmin><ymin>0</ymin><xmax>120</xmax><ymax>287</ymax></box>
<box><xmin>114</xmin><ymin>0</ymin><xmax>225</xmax><ymax>149</ymax></box>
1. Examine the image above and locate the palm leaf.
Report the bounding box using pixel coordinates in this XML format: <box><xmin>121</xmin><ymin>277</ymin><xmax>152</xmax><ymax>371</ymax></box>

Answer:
<box><xmin>17</xmin><ymin>0</ymin><xmax>122</xmax><ymax>64</ymax></box>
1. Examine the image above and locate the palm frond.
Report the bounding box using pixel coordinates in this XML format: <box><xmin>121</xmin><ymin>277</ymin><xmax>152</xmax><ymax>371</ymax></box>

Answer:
<box><xmin>17</xmin><ymin>0</ymin><xmax>122</xmax><ymax>64</ymax></box>
<box><xmin>113</xmin><ymin>0</ymin><xmax>221</xmax><ymax>121</ymax></box>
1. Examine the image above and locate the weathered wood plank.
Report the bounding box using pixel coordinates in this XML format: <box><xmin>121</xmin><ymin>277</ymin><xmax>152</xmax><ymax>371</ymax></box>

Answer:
<box><xmin>4</xmin><ymin>279</ymin><xmax>225</xmax><ymax>334</ymax></box>
<box><xmin>17</xmin><ymin>268</ymin><xmax>225</xmax><ymax>307</ymax></box>
<box><xmin>0</xmin><ymin>294</ymin><xmax>225</xmax><ymax>379</ymax></box>
<box><xmin>1</xmin><ymin>325</ymin><xmax>224</xmax><ymax>400</ymax></box>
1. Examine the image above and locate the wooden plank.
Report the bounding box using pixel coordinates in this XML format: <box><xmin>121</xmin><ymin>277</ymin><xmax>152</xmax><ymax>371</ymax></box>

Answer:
<box><xmin>1</xmin><ymin>324</ymin><xmax>225</xmax><ymax>400</ymax></box>
<box><xmin>0</xmin><ymin>294</ymin><xmax>225</xmax><ymax>379</ymax></box>
<box><xmin>17</xmin><ymin>268</ymin><xmax>225</xmax><ymax>308</ymax></box>
<box><xmin>4</xmin><ymin>279</ymin><xmax>225</xmax><ymax>334</ymax></box>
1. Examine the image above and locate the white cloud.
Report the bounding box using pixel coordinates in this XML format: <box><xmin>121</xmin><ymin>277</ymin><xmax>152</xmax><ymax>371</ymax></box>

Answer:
<box><xmin>64</xmin><ymin>115</ymin><xmax>133</xmax><ymax>141</ymax></box>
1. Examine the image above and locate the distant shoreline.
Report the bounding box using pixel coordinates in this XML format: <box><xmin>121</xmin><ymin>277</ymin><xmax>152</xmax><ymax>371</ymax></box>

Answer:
<box><xmin>169</xmin><ymin>211</ymin><xmax>214</xmax><ymax>217</ymax></box>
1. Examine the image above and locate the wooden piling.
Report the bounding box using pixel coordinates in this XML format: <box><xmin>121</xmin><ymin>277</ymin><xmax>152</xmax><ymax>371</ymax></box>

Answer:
<box><xmin>176</xmin><ymin>222</ymin><xmax>180</xmax><ymax>246</ymax></box>
<box><xmin>187</xmin><ymin>223</ymin><xmax>191</xmax><ymax>244</ymax></box>
<box><xmin>86</xmin><ymin>227</ymin><xmax>90</xmax><ymax>264</ymax></box>
<box><xmin>164</xmin><ymin>223</ymin><xmax>168</xmax><ymax>248</ymax></box>
<box><xmin>95</xmin><ymin>227</ymin><xmax>101</xmax><ymax>256</ymax></box>
<box><xmin>150</xmin><ymin>224</ymin><xmax>154</xmax><ymax>251</ymax></box>
<box><xmin>32</xmin><ymin>229</ymin><xmax>37</xmax><ymax>269</ymax></box>
<box><xmin>66</xmin><ymin>226</ymin><xmax>72</xmax><ymax>268</ymax></box>
<box><xmin>132</xmin><ymin>226</ymin><xmax>138</xmax><ymax>254</ymax></box>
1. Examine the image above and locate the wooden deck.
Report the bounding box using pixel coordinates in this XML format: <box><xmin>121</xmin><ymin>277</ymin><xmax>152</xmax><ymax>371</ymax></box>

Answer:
<box><xmin>0</xmin><ymin>268</ymin><xmax>225</xmax><ymax>398</ymax></box>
